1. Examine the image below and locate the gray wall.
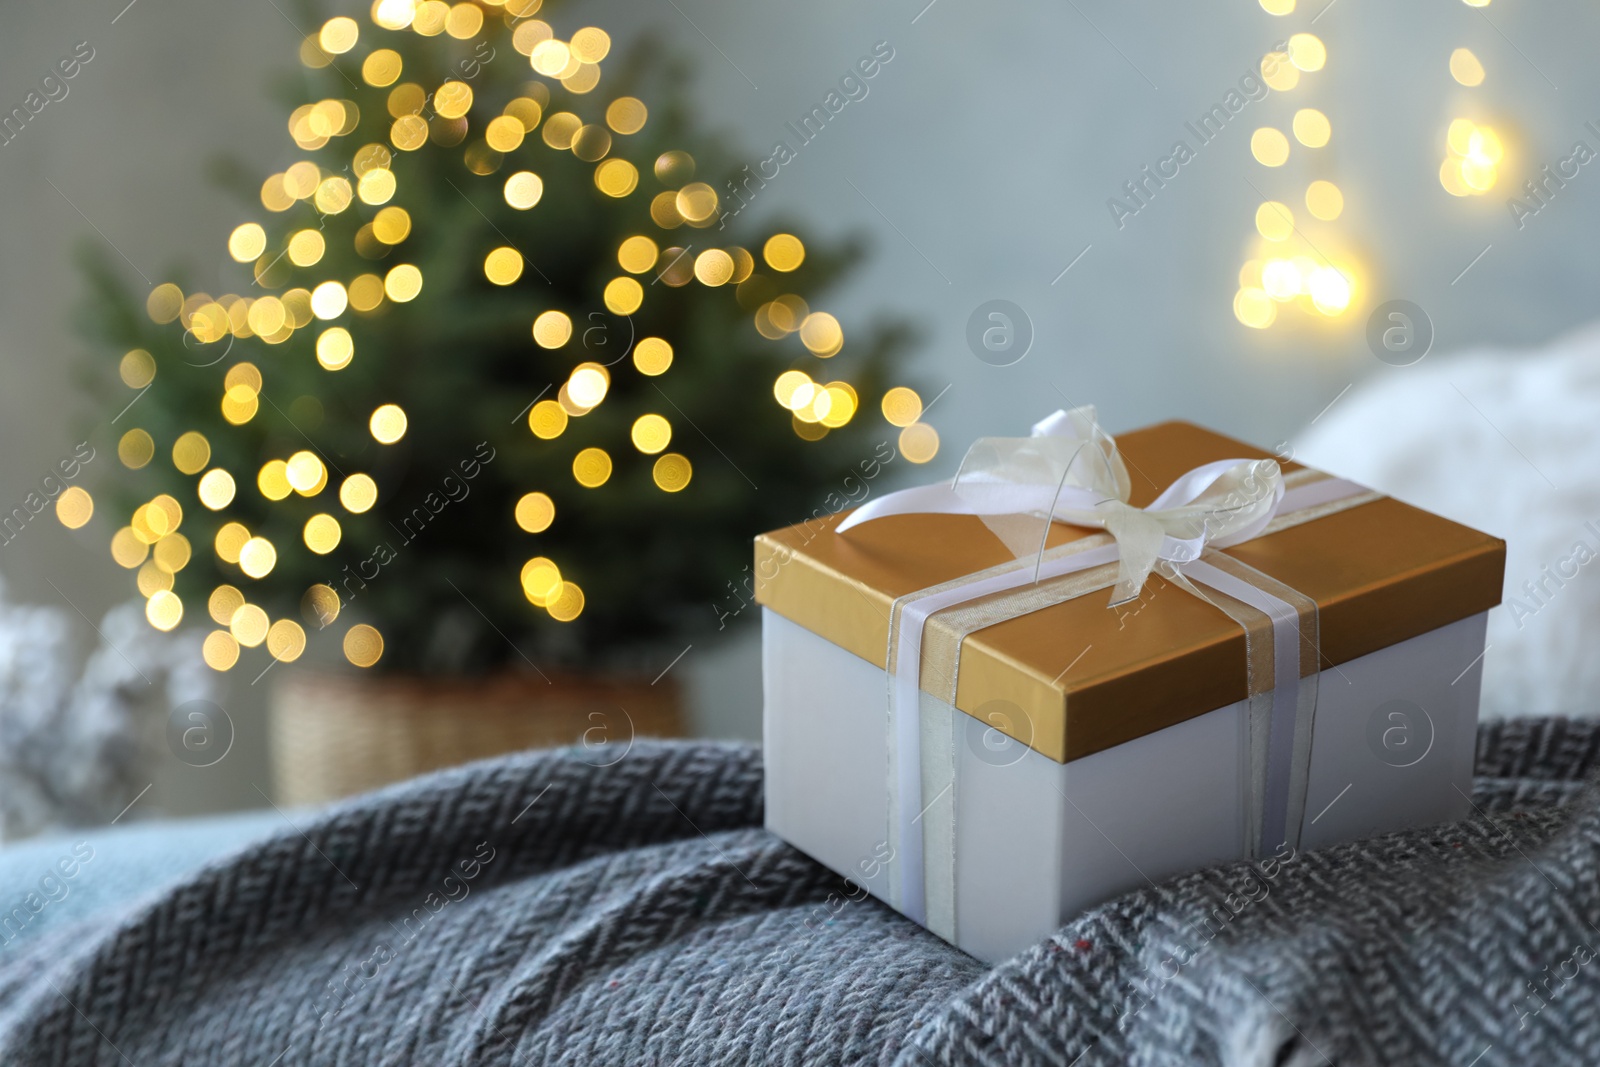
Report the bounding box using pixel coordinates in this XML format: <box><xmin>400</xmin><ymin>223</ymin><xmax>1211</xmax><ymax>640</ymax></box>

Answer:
<box><xmin>2</xmin><ymin>0</ymin><xmax>1595</xmax><ymax>815</ymax></box>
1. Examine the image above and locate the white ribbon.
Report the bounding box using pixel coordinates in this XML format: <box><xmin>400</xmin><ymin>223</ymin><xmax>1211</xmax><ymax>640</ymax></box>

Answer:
<box><xmin>839</xmin><ymin>406</ymin><xmax>1286</xmax><ymax>606</ymax></box>
<box><xmin>841</xmin><ymin>407</ymin><xmax>1371</xmax><ymax>934</ymax></box>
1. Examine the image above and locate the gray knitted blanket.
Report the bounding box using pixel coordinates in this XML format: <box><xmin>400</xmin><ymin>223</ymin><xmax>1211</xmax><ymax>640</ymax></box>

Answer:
<box><xmin>0</xmin><ymin>718</ymin><xmax>1596</xmax><ymax>1066</ymax></box>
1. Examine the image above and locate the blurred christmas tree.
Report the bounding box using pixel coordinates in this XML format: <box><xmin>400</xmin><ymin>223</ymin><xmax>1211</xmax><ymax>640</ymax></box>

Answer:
<box><xmin>75</xmin><ymin>0</ymin><xmax>931</xmax><ymax>676</ymax></box>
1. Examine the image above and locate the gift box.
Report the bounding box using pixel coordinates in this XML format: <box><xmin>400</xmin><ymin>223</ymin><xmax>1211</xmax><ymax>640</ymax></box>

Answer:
<box><xmin>757</xmin><ymin>408</ymin><xmax>1504</xmax><ymax>962</ymax></box>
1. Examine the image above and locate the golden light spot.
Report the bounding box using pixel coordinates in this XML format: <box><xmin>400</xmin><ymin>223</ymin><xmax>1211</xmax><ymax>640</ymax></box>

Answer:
<box><xmin>693</xmin><ymin>249</ymin><xmax>734</xmax><ymax>287</ymax></box>
<box><xmin>1261</xmin><ymin>259</ymin><xmax>1298</xmax><ymax>301</ymax></box>
<box><xmin>1449</xmin><ymin>47</ymin><xmax>1485</xmax><ymax>87</ymax></box>
<box><xmin>1255</xmin><ymin>201</ymin><xmax>1295</xmax><ymax>241</ymax></box>
<box><xmin>630</xmin><ymin>413</ymin><xmax>672</xmax><ymax>454</ymax></box>
<box><xmin>570</xmin><ymin>125</ymin><xmax>611</xmax><ymax>163</ymax></box>
<box><xmin>371</xmin><ymin>207</ymin><xmax>411</xmax><ymax>246</ymax></box>
<box><xmin>340</xmin><ymin>473</ymin><xmax>378</xmax><ymax>513</ymax></box>
<box><xmin>532</xmin><ymin>310</ymin><xmax>572</xmax><ymax>349</ymax></box>
<box><xmin>1305</xmin><ymin>180</ymin><xmax>1344</xmax><ymax>220</ymax></box>
<box><xmin>350</xmin><ymin>274</ymin><xmax>385</xmax><ymax>311</ymax></box>
<box><xmin>898</xmin><ymin>423</ymin><xmax>939</xmax><ymax>464</ymax></box>
<box><xmin>358</xmin><ymin>168</ymin><xmax>397</xmax><ymax>205</ymax></box>
<box><xmin>303</xmin><ymin>514</ymin><xmax>342</xmax><ymax>554</ymax></box>
<box><xmin>153</xmin><ymin>532</ymin><xmax>191</xmax><ymax>574</ymax></box>
<box><xmin>1261</xmin><ymin>51</ymin><xmax>1300</xmax><ymax>92</ymax></box>
<box><xmin>799</xmin><ymin>312</ymin><xmax>844</xmax><ymax>356</ymax></box>
<box><xmin>1462</xmin><ymin>0</ymin><xmax>1489</xmax><ymax>6</ymax></box>
<box><xmin>568</xmin><ymin>365</ymin><xmax>610</xmax><ymax>409</ymax></box>
<box><xmin>484</xmin><ymin>246</ymin><xmax>525</xmax><ymax>285</ymax></box>
<box><xmin>603</xmin><ymin>276</ymin><xmax>643</xmax><ymax>314</ymax></box>
<box><xmin>55</xmin><ymin>486</ymin><xmax>93</xmax><ymax>529</ymax></box>
<box><xmin>528</xmin><ymin>399</ymin><xmax>568</xmax><ymax>439</ymax></box>
<box><xmin>285</xmin><ymin>161</ymin><xmax>322</xmax><ymax>199</ymax></box>
<box><xmin>1251</xmin><ymin>128</ymin><xmax>1290</xmax><ymax>167</ymax></box>
<box><xmin>515</xmin><ymin>492</ymin><xmax>555</xmax><ymax>533</ymax></box>
<box><xmin>267</xmin><ymin>619</ymin><xmax>307</xmax><ymax>663</ymax></box>
<box><xmin>819</xmin><ymin>384</ymin><xmax>857</xmax><ymax>428</ymax></box>
<box><xmin>303</xmin><ymin>584</ymin><xmax>341</xmax><ymax>629</ymax></box>
<box><xmin>649</xmin><ymin>191</ymin><xmax>684</xmax><ymax>229</ymax></box>
<box><xmin>486</xmin><ymin>115</ymin><xmax>526</xmax><ymax>152</ymax></box>
<box><xmin>239</xmin><ymin>537</ymin><xmax>277</xmax><ymax>579</ymax></box>
<box><xmin>675</xmin><ymin>183</ymin><xmax>718</xmax><ymax>223</ymax></box>
<box><xmin>520</xmin><ymin>557</ymin><xmax>563</xmax><ymax>605</ymax></box>
<box><xmin>774</xmin><ymin>371</ymin><xmax>812</xmax><ymax>410</ymax></box>
<box><xmin>618</xmin><ymin>235</ymin><xmax>658</xmax><ymax>274</ymax></box>
<box><xmin>595</xmin><ymin>158</ymin><xmax>638</xmax><ymax>197</ymax></box>
<box><xmin>310</xmin><ymin>281</ymin><xmax>348</xmax><ymax>320</ymax></box>
<box><xmin>652</xmin><ymin>453</ymin><xmax>692</xmax><ymax>493</ymax></box>
<box><xmin>208</xmin><ymin>584</ymin><xmax>245</xmax><ymax>625</ymax></box>
<box><xmin>198</xmin><ymin>469</ymin><xmax>235</xmax><ymax>510</ymax></box>
<box><xmin>149</xmin><ymin>494</ymin><xmax>182</xmax><ymax>534</ymax></box>
<box><xmin>505</xmin><ymin>171</ymin><xmax>544</xmax><ymax>210</ymax></box>
<box><xmin>445</xmin><ymin>1</ymin><xmax>483</xmax><ymax>38</ymax></box>
<box><xmin>229</xmin><ymin>223</ymin><xmax>267</xmax><ymax>262</ymax></box>
<box><xmin>384</xmin><ymin>264</ymin><xmax>423</xmax><ymax>302</ymax></box>
<box><xmin>505</xmin><ymin>96</ymin><xmax>543</xmax><ymax>130</ymax></box>
<box><xmin>541</xmin><ymin>111</ymin><xmax>582</xmax><ymax>150</ymax></box>
<box><xmin>145</xmin><ymin>590</ymin><xmax>183</xmax><ymax>632</ymax></box>
<box><xmin>231</xmin><ymin>604</ymin><xmax>270</xmax><ymax>647</ymax></box>
<box><xmin>1308</xmin><ymin>266</ymin><xmax>1353</xmax><ymax>315</ymax></box>
<box><xmin>1233</xmin><ymin>287</ymin><xmax>1278</xmax><ymax>328</ymax></box>
<box><xmin>1292</xmin><ymin>109</ymin><xmax>1330</xmax><ymax>148</ymax></box>
<box><xmin>131</xmin><ymin>505</ymin><xmax>161</xmax><ymax>543</ymax></box>
<box><xmin>111</xmin><ymin>527</ymin><xmax>148</xmax><ymax>568</ymax></box>
<box><xmin>572</xmin><ymin>447</ymin><xmax>612</xmax><ymax>487</ymax></box>
<box><xmin>570</xmin><ymin>26</ymin><xmax>610</xmax><ymax>62</ymax></box>
<box><xmin>317</xmin><ymin>327</ymin><xmax>355</xmax><ymax>370</ymax></box>
<box><xmin>370</xmin><ymin>404</ymin><xmax>408</xmax><ymax>444</ymax></box>
<box><xmin>288</xmin><ymin>229</ymin><xmax>326</xmax><ymax>267</ymax></box>
<box><xmin>530</xmin><ymin>39</ymin><xmax>573</xmax><ymax>77</ymax></box>
<box><xmin>1469</xmin><ymin>125</ymin><xmax>1503</xmax><ymax>164</ymax></box>
<box><xmin>314</xmin><ymin>177</ymin><xmax>354</xmax><ymax>215</ymax></box>
<box><xmin>633</xmin><ymin>337</ymin><xmax>673</xmax><ymax>376</ymax></box>
<box><xmin>261</xmin><ymin>174</ymin><xmax>295</xmax><ymax>212</ymax></box>
<box><xmin>202</xmin><ymin>630</ymin><xmax>240</xmax><ymax>671</ymax></box>
<box><xmin>138</xmin><ymin>559</ymin><xmax>174</xmax><ymax>598</ymax></box>
<box><xmin>258</xmin><ymin>459</ymin><xmax>292</xmax><ymax>501</ymax></box>
<box><xmin>1287</xmin><ymin>33</ymin><xmax>1326</xmax><ymax>72</ymax></box>
<box><xmin>434</xmin><ymin>81</ymin><xmax>473</xmax><ymax>119</ymax></box>
<box><xmin>286</xmin><ymin>451</ymin><xmax>326</xmax><ymax>495</ymax></box>
<box><xmin>225</xmin><ymin>361</ymin><xmax>262</xmax><ymax>392</ymax></box>
<box><xmin>211</xmin><ymin>524</ymin><xmax>247</xmax><ymax>567</ymax></box>
<box><xmin>171</xmin><ymin>431</ymin><xmax>210</xmax><ymax>475</ymax></box>
<box><xmin>605</xmin><ymin>97</ymin><xmax>647</xmax><ymax>135</ymax></box>
<box><xmin>1260</xmin><ymin>0</ymin><xmax>1293</xmax><ymax>12</ymax></box>
<box><xmin>764</xmin><ymin>234</ymin><xmax>805</xmax><ymax>272</ymax></box>
<box><xmin>391</xmin><ymin>114</ymin><xmax>429</xmax><ymax>150</ymax></box>
<box><xmin>511</xmin><ymin>19</ymin><xmax>552</xmax><ymax>55</ymax></box>
<box><xmin>655</xmin><ymin>150</ymin><xmax>695</xmax><ymax>185</ymax></box>
<box><xmin>119</xmin><ymin>428</ymin><xmax>155</xmax><ymax>469</ymax></box>
<box><xmin>363</xmin><ymin>48</ymin><xmax>403</xmax><ymax>86</ymax></box>
<box><xmin>120</xmin><ymin>349</ymin><xmax>156</xmax><ymax>388</ymax></box>
<box><xmin>146</xmin><ymin>283</ymin><xmax>183</xmax><ymax>323</ymax></box>
<box><xmin>880</xmin><ymin>386</ymin><xmax>923</xmax><ymax>427</ymax></box>
<box><xmin>547</xmin><ymin>581</ymin><xmax>584</xmax><ymax>622</ymax></box>
<box><xmin>319</xmin><ymin>16</ymin><xmax>359</xmax><ymax>53</ymax></box>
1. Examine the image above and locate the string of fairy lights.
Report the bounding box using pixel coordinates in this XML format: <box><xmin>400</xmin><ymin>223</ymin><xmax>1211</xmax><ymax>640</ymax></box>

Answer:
<box><xmin>55</xmin><ymin>0</ymin><xmax>937</xmax><ymax>671</ymax></box>
<box><xmin>1439</xmin><ymin>0</ymin><xmax>1500</xmax><ymax>198</ymax></box>
<box><xmin>1233</xmin><ymin>1</ymin><xmax>1352</xmax><ymax>330</ymax></box>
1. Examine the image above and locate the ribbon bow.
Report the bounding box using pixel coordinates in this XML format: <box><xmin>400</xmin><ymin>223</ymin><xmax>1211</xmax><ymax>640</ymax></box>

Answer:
<box><xmin>836</xmin><ymin>406</ymin><xmax>1286</xmax><ymax>605</ymax></box>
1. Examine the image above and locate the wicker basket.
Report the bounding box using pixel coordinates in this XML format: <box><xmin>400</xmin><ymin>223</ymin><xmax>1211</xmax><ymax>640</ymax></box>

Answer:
<box><xmin>269</xmin><ymin>669</ymin><xmax>684</xmax><ymax>805</ymax></box>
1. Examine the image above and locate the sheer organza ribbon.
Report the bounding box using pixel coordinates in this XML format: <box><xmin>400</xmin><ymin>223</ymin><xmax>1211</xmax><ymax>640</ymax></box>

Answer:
<box><xmin>836</xmin><ymin>406</ymin><xmax>1380</xmax><ymax>940</ymax></box>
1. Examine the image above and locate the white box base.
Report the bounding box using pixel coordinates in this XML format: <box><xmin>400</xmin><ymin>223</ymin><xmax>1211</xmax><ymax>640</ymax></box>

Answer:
<box><xmin>763</xmin><ymin>607</ymin><xmax>1486</xmax><ymax>963</ymax></box>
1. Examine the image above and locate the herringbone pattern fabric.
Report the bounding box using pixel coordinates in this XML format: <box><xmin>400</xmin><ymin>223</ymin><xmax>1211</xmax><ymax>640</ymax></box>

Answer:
<box><xmin>0</xmin><ymin>724</ymin><xmax>1595</xmax><ymax>1066</ymax></box>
